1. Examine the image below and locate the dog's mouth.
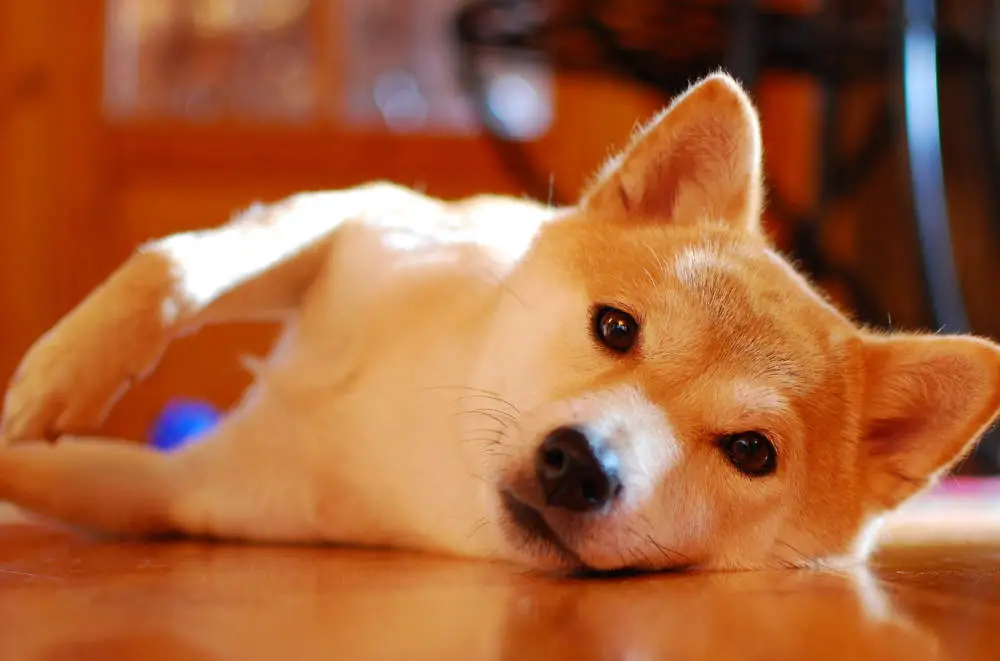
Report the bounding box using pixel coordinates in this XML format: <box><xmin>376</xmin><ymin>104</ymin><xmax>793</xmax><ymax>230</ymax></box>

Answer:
<box><xmin>499</xmin><ymin>492</ymin><xmax>683</xmax><ymax>577</ymax></box>
<box><xmin>499</xmin><ymin>491</ymin><xmax>584</xmax><ymax>566</ymax></box>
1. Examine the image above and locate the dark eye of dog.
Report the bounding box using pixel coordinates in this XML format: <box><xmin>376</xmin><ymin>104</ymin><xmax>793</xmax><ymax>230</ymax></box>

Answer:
<box><xmin>593</xmin><ymin>306</ymin><xmax>639</xmax><ymax>353</ymax></box>
<box><xmin>720</xmin><ymin>432</ymin><xmax>776</xmax><ymax>476</ymax></box>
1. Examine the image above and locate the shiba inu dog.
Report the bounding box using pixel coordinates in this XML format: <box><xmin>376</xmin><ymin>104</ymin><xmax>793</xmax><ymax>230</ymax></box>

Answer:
<box><xmin>2</xmin><ymin>73</ymin><xmax>999</xmax><ymax>573</ymax></box>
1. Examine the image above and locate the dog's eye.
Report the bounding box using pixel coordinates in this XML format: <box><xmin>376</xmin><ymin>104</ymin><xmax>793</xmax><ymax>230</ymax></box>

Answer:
<box><xmin>720</xmin><ymin>432</ymin><xmax>776</xmax><ymax>477</ymax></box>
<box><xmin>594</xmin><ymin>306</ymin><xmax>639</xmax><ymax>353</ymax></box>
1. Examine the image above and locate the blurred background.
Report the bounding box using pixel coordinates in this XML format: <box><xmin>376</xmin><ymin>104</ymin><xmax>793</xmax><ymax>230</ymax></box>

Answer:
<box><xmin>2</xmin><ymin>0</ymin><xmax>1000</xmax><ymax>472</ymax></box>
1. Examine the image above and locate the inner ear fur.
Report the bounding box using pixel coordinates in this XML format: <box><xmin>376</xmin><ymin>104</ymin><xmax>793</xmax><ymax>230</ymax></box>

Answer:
<box><xmin>581</xmin><ymin>71</ymin><xmax>764</xmax><ymax>231</ymax></box>
<box><xmin>859</xmin><ymin>332</ymin><xmax>1000</xmax><ymax>509</ymax></box>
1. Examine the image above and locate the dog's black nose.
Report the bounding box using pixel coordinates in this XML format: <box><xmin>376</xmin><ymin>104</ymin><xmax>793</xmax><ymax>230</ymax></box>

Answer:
<box><xmin>535</xmin><ymin>426</ymin><xmax>622</xmax><ymax>512</ymax></box>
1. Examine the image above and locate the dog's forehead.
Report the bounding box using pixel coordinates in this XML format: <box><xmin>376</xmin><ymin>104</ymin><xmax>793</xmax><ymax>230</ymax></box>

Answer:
<box><xmin>631</xmin><ymin>235</ymin><xmax>842</xmax><ymax>383</ymax></box>
<box><xmin>667</xmin><ymin>240</ymin><xmax>782</xmax><ymax>319</ymax></box>
<box><xmin>565</xmin><ymin>222</ymin><xmax>850</xmax><ymax>377</ymax></box>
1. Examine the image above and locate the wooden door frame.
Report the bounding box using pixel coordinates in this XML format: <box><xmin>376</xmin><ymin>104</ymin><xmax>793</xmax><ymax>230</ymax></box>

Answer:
<box><xmin>0</xmin><ymin>2</ymin><xmax>108</xmax><ymax>383</ymax></box>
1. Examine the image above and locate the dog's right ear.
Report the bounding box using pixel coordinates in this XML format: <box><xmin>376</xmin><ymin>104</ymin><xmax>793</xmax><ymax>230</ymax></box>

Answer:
<box><xmin>858</xmin><ymin>333</ymin><xmax>1000</xmax><ymax>510</ymax></box>
<box><xmin>582</xmin><ymin>72</ymin><xmax>763</xmax><ymax>232</ymax></box>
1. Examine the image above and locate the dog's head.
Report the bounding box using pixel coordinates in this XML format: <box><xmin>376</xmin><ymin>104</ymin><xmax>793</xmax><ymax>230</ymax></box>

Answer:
<box><xmin>471</xmin><ymin>72</ymin><xmax>1000</xmax><ymax>572</ymax></box>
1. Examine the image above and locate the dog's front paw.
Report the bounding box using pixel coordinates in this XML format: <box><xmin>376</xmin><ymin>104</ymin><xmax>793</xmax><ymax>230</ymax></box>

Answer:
<box><xmin>3</xmin><ymin>287</ymin><xmax>171</xmax><ymax>444</ymax></box>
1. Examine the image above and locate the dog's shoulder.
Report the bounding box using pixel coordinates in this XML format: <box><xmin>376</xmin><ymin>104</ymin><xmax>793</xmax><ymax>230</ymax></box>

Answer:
<box><xmin>360</xmin><ymin>186</ymin><xmax>553</xmax><ymax>248</ymax></box>
<box><xmin>312</xmin><ymin>184</ymin><xmax>555</xmax><ymax>278</ymax></box>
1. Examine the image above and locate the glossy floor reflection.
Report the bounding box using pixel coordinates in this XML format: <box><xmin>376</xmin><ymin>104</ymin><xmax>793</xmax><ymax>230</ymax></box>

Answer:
<box><xmin>1</xmin><ymin>506</ymin><xmax>999</xmax><ymax>660</ymax></box>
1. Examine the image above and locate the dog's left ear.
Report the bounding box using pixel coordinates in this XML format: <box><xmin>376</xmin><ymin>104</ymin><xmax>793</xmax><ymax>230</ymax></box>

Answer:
<box><xmin>859</xmin><ymin>333</ymin><xmax>1000</xmax><ymax>509</ymax></box>
<box><xmin>582</xmin><ymin>71</ymin><xmax>763</xmax><ymax>231</ymax></box>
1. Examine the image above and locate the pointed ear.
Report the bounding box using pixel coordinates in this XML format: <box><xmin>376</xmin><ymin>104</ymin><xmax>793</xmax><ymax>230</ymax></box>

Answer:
<box><xmin>859</xmin><ymin>333</ymin><xmax>1000</xmax><ymax>509</ymax></box>
<box><xmin>582</xmin><ymin>71</ymin><xmax>763</xmax><ymax>231</ymax></box>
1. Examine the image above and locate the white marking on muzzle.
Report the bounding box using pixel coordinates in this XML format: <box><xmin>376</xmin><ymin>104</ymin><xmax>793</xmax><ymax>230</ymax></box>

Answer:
<box><xmin>571</xmin><ymin>385</ymin><xmax>680</xmax><ymax>511</ymax></box>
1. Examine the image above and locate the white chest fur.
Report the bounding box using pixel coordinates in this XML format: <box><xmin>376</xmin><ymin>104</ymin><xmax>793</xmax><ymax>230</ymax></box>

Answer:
<box><xmin>222</xmin><ymin>192</ymin><xmax>552</xmax><ymax>556</ymax></box>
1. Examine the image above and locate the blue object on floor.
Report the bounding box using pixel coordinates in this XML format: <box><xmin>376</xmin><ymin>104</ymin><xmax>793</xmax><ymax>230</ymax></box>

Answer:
<box><xmin>150</xmin><ymin>399</ymin><xmax>220</xmax><ymax>452</ymax></box>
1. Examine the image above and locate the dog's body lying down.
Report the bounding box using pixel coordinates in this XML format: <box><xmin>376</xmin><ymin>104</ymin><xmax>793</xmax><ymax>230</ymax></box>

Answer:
<box><xmin>2</xmin><ymin>73</ymin><xmax>1000</xmax><ymax>573</ymax></box>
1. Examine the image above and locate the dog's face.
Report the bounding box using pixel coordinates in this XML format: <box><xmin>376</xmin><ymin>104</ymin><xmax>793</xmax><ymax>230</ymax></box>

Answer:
<box><xmin>470</xmin><ymin>73</ymin><xmax>1000</xmax><ymax>572</ymax></box>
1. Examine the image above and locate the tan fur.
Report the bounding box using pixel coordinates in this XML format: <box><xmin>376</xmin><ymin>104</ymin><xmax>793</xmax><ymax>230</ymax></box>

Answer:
<box><xmin>2</xmin><ymin>73</ymin><xmax>999</xmax><ymax>573</ymax></box>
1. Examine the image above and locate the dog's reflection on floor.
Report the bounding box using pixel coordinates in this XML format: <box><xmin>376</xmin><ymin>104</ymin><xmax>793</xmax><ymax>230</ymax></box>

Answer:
<box><xmin>0</xmin><ymin>536</ymin><xmax>944</xmax><ymax>661</ymax></box>
<box><xmin>498</xmin><ymin>565</ymin><xmax>941</xmax><ymax>661</ymax></box>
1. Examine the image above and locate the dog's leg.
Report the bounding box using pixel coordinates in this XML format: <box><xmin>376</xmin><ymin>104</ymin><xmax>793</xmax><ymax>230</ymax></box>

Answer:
<box><xmin>2</xmin><ymin>182</ymin><xmax>432</xmax><ymax>442</ymax></box>
<box><xmin>0</xmin><ymin>439</ymin><xmax>183</xmax><ymax>535</ymax></box>
<box><xmin>0</xmin><ymin>411</ymin><xmax>321</xmax><ymax>541</ymax></box>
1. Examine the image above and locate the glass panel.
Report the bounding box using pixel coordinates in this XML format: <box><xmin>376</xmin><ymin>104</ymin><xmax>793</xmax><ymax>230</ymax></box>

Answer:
<box><xmin>104</xmin><ymin>0</ymin><xmax>317</xmax><ymax>121</ymax></box>
<box><xmin>339</xmin><ymin>0</ymin><xmax>552</xmax><ymax>139</ymax></box>
<box><xmin>101</xmin><ymin>0</ymin><xmax>553</xmax><ymax>137</ymax></box>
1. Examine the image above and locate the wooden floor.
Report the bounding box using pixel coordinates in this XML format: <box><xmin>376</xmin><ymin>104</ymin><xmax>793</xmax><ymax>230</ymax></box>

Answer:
<box><xmin>2</xmin><ymin>484</ymin><xmax>1000</xmax><ymax>660</ymax></box>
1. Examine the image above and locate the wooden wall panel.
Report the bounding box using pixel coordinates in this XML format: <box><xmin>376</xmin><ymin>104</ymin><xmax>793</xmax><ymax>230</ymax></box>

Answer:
<box><xmin>0</xmin><ymin>2</ymin><xmax>60</xmax><ymax>384</ymax></box>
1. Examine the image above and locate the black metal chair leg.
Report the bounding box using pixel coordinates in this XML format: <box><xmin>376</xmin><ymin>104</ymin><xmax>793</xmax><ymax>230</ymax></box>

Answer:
<box><xmin>901</xmin><ymin>0</ymin><xmax>1000</xmax><ymax>473</ymax></box>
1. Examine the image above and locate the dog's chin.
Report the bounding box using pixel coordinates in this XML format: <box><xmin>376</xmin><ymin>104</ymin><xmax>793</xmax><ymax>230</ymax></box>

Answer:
<box><xmin>497</xmin><ymin>495</ymin><xmax>658</xmax><ymax>576</ymax></box>
<box><xmin>498</xmin><ymin>491</ymin><xmax>587</xmax><ymax>571</ymax></box>
<box><xmin>497</xmin><ymin>491</ymin><xmax>694</xmax><ymax>576</ymax></box>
